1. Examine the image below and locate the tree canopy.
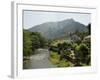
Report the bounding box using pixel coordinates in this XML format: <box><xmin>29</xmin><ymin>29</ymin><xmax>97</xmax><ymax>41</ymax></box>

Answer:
<box><xmin>23</xmin><ymin>29</ymin><xmax>47</xmax><ymax>56</ymax></box>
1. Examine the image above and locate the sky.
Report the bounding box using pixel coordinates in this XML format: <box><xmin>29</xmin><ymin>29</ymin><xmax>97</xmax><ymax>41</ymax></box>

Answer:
<box><xmin>23</xmin><ymin>10</ymin><xmax>91</xmax><ymax>29</ymax></box>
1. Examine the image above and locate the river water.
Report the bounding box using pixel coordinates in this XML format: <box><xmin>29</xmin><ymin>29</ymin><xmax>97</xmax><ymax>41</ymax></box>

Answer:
<box><xmin>23</xmin><ymin>49</ymin><xmax>57</xmax><ymax>69</ymax></box>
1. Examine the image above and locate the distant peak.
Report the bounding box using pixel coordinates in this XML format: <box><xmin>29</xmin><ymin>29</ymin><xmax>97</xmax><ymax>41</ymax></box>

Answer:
<box><xmin>68</xmin><ymin>18</ymin><xmax>75</xmax><ymax>21</ymax></box>
<box><xmin>61</xmin><ymin>18</ymin><xmax>75</xmax><ymax>22</ymax></box>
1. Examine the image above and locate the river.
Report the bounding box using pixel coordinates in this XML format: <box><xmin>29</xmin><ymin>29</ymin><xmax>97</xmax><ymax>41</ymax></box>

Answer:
<box><xmin>23</xmin><ymin>49</ymin><xmax>57</xmax><ymax>69</ymax></box>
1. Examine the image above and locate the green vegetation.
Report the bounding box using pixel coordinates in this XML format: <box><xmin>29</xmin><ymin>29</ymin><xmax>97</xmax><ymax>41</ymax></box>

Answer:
<box><xmin>49</xmin><ymin>51</ymin><xmax>60</xmax><ymax>64</ymax></box>
<box><xmin>23</xmin><ymin>29</ymin><xmax>47</xmax><ymax>56</ymax></box>
<box><xmin>23</xmin><ymin>30</ymin><xmax>32</xmax><ymax>56</ymax></box>
<box><xmin>49</xmin><ymin>30</ymin><xmax>91</xmax><ymax>67</ymax></box>
<box><xmin>75</xmin><ymin>43</ymin><xmax>90</xmax><ymax>66</ymax></box>
<box><xmin>49</xmin><ymin>51</ymin><xmax>72</xmax><ymax>67</ymax></box>
<box><xmin>23</xmin><ymin>23</ymin><xmax>91</xmax><ymax>68</ymax></box>
<box><xmin>57</xmin><ymin>59</ymin><xmax>71</xmax><ymax>67</ymax></box>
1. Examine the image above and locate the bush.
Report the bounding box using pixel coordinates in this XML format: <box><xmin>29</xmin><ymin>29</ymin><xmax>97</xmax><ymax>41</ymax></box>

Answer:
<box><xmin>75</xmin><ymin>43</ymin><xmax>90</xmax><ymax>65</ymax></box>
<box><xmin>57</xmin><ymin>59</ymin><xmax>70</xmax><ymax>67</ymax></box>
<box><xmin>49</xmin><ymin>51</ymin><xmax>60</xmax><ymax>64</ymax></box>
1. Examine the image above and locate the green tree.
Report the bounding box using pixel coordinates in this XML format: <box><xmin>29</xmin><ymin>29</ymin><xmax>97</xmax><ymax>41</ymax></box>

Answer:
<box><xmin>31</xmin><ymin>35</ymin><xmax>41</xmax><ymax>52</ymax></box>
<box><xmin>23</xmin><ymin>30</ymin><xmax>32</xmax><ymax>56</ymax></box>
<box><xmin>75</xmin><ymin>43</ymin><xmax>90</xmax><ymax>66</ymax></box>
<box><xmin>30</xmin><ymin>32</ymin><xmax>48</xmax><ymax>55</ymax></box>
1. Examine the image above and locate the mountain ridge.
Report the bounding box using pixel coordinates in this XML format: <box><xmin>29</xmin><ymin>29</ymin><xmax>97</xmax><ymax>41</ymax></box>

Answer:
<box><xmin>28</xmin><ymin>19</ymin><xmax>88</xmax><ymax>39</ymax></box>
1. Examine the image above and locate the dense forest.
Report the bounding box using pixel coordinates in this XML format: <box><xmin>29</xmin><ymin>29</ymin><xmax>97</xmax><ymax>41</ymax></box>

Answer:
<box><xmin>23</xmin><ymin>23</ymin><xmax>91</xmax><ymax>67</ymax></box>
<box><xmin>23</xmin><ymin>30</ymin><xmax>48</xmax><ymax>56</ymax></box>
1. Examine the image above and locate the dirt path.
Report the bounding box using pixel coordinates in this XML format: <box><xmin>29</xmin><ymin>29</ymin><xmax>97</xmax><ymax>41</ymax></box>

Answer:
<box><xmin>23</xmin><ymin>49</ymin><xmax>57</xmax><ymax>69</ymax></box>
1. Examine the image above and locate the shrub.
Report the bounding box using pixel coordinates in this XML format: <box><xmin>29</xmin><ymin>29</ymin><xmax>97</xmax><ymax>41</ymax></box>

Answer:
<box><xmin>57</xmin><ymin>59</ymin><xmax>70</xmax><ymax>67</ymax></box>
<box><xmin>49</xmin><ymin>51</ymin><xmax>60</xmax><ymax>64</ymax></box>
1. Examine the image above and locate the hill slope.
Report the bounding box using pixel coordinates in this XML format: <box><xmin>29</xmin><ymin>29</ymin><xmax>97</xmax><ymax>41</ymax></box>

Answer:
<box><xmin>28</xmin><ymin>19</ymin><xmax>88</xmax><ymax>39</ymax></box>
